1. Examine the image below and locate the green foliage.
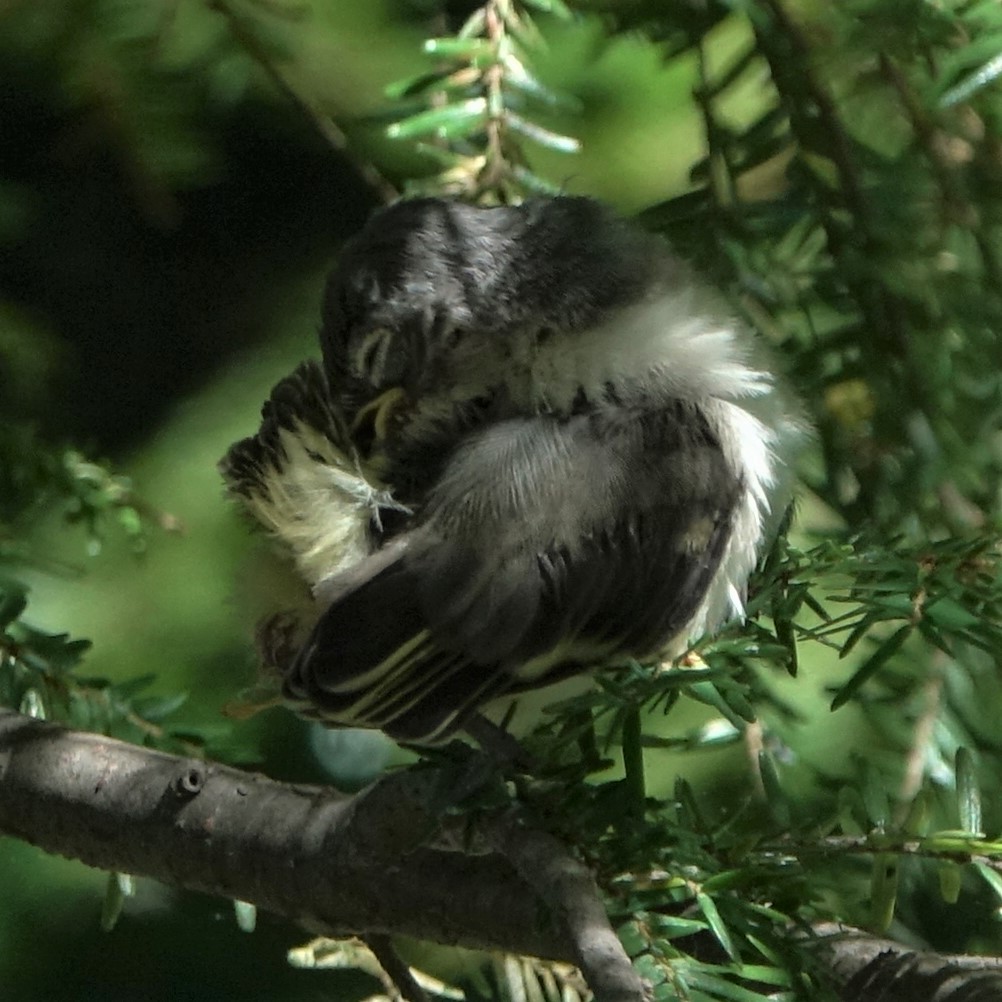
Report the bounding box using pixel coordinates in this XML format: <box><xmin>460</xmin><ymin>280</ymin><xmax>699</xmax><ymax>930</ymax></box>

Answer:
<box><xmin>375</xmin><ymin>0</ymin><xmax>1002</xmax><ymax>993</ymax></box>
<box><xmin>0</xmin><ymin>424</ymin><xmax>171</xmax><ymax>555</ymax></box>
<box><xmin>5</xmin><ymin>0</ymin><xmax>1002</xmax><ymax>999</ymax></box>
<box><xmin>386</xmin><ymin>0</ymin><xmax>580</xmax><ymax>199</ymax></box>
<box><xmin>0</xmin><ymin>425</ymin><xmax>203</xmax><ymax>750</ymax></box>
<box><xmin>100</xmin><ymin>872</ymin><xmax>135</xmax><ymax>933</ymax></box>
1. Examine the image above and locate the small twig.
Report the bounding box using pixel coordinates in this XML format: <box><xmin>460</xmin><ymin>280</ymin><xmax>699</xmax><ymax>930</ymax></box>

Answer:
<box><xmin>878</xmin><ymin>53</ymin><xmax>971</xmax><ymax>206</ymax></box>
<box><xmin>694</xmin><ymin>42</ymin><xmax>738</xmax><ymax>213</ymax></box>
<box><xmin>478</xmin><ymin>0</ymin><xmax>512</xmax><ymax>196</ymax></box>
<box><xmin>206</xmin><ymin>0</ymin><xmax>399</xmax><ymax>204</ymax></box>
<box><xmin>481</xmin><ymin>809</ymin><xmax>649</xmax><ymax>1002</ymax></box>
<box><xmin>367</xmin><ymin>935</ymin><xmax>432</xmax><ymax>1002</ymax></box>
<box><xmin>620</xmin><ymin>707</ymin><xmax>646</xmax><ymax>821</ymax></box>
<box><xmin>756</xmin><ymin>0</ymin><xmax>867</xmax><ymax>223</ymax></box>
<box><xmin>894</xmin><ymin>668</ymin><xmax>943</xmax><ymax>824</ymax></box>
<box><xmin>744</xmin><ymin>719</ymin><xmax>766</xmax><ymax>799</ymax></box>
<box><xmin>753</xmin><ymin>0</ymin><xmax>915</xmax><ymax>366</ymax></box>
<box><xmin>878</xmin><ymin>51</ymin><xmax>1002</xmax><ymax>292</ymax></box>
<box><xmin>755</xmin><ymin>832</ymin><xmax>1002</xmax><ymax>871</ymax></box>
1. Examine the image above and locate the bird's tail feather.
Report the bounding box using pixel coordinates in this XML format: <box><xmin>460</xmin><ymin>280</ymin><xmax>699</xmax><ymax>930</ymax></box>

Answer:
<box><xmin>282</xmin><ymin>544</ymin><xmax>514</xmax><ymax>743</ymax></box>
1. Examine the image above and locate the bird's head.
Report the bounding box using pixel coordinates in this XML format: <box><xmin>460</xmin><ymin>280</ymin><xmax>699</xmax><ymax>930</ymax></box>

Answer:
<box><xmin>318</xmin><ymin>196</ymin><xmax>672</xmax><ymax>460</ymax></box>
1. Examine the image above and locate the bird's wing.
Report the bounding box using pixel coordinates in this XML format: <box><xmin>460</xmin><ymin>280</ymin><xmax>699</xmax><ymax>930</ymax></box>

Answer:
<box><xmin>219</xmin><ymin>360</ymin><xmax>409</xmax><ymax>586</ymax></box>
<box><xmin>283</xmin><ymin>403</ymin><xmax>741</xmax><ymax>743</ymax></box>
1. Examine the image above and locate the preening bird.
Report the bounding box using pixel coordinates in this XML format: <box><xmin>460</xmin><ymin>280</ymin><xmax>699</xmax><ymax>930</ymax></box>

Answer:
<box><xmin>221</xmin><ymin>196</ymin><xmax>803</xmax><ymax>745</ymax></box>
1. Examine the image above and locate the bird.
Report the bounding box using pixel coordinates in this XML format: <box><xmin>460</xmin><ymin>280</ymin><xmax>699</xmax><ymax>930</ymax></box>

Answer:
<box><xmin>220</xmin><ymin>196</ymin><xmax>804</xmax><ymax>745</ymax></box>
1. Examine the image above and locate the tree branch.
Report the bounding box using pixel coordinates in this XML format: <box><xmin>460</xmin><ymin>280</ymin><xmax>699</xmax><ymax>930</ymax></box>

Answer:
<box><xmin>806</xmin><ymin>923</ymin><xmax>1002</xmax><ymax>1001</ymax></box>
<box><xmin>480</xmin><ymin>809</ymin><xmax>649</xmax><ymax>1002</ymax></box>
<box><xmin>205</xmin><ymin>0</ymin><xmax>399</xmax><ymax>205</ymax></box>
<box><xmin>0</xmin><ymin>709</ymin><xmax>566</xmax><ymax>960</ymax></box>
<box><xmin>4</xmin><ymin>709</ymin><xmax>1001</xmax><ymax>1002</ymax></box>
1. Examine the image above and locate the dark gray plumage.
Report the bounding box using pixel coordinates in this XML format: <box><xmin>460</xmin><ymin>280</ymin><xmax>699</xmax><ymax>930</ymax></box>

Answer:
<box><xmin>222</xmin><ymin>196</ymin><xmax>802</xmax><ymax>744</ymax></box>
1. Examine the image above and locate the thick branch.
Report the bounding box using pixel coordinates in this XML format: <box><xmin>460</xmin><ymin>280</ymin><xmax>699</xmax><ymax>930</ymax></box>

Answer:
<box><xmin>482</xmin><ymin>810</ymin><xmax>649</xmax><ymax>1002</ymax></box>
<box><xmin>5</xmin><ymin>709</ymin><xmax>1002</xmax><ymax>1002</ymax></box>
<box><xmin>808</xmin><ymin>923</ymin><xmax>1002</xmax><ymax>1001</ymax></box>
<box><xmin>0</xmin><ymin>709</ymin><xmax>566</xmax><ymax>959</ymax></box>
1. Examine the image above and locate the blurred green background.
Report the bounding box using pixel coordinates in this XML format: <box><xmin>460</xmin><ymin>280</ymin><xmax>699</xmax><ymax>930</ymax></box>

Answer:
<box><xmin>0</xmin><ymin>0</ymin><xmax>931</xmax><ymax>998</ymax></box>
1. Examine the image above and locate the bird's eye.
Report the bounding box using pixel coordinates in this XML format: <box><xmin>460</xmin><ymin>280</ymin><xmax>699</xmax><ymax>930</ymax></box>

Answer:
<box><xmin>352</xmin><ymin>327</ymin><xmax>394</xmax><ymax>386</ymax></box>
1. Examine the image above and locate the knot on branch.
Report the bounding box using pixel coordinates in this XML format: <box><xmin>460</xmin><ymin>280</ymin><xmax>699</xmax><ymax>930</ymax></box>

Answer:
<box><xmin>173</xmin><ymin>763</ymin><xmax>206</xmax><ymax>797</ymax></box>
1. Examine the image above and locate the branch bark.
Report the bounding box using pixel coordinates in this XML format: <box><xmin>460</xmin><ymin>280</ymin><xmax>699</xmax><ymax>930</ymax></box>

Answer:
<box><xmin>0</xmin><ymin>709</ymin><xmax>566</xmax><ymax>960</ymax></box>
<box><xmin>3</xmin><ymin>708</ymin><xmax>1002</xmax><ymax>1002</ymax></box>
<box><xmin>807</xmin><ymin>923</ymin><xmax>1002</xmax><ymax>1002</ymax></box>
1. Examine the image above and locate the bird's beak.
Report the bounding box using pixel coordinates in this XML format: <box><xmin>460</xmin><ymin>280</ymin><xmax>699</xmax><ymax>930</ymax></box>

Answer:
<box><xmin>350</xmin><ymin>386</ymin><xmax>410</xmax><ymax>447</ymax></box>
